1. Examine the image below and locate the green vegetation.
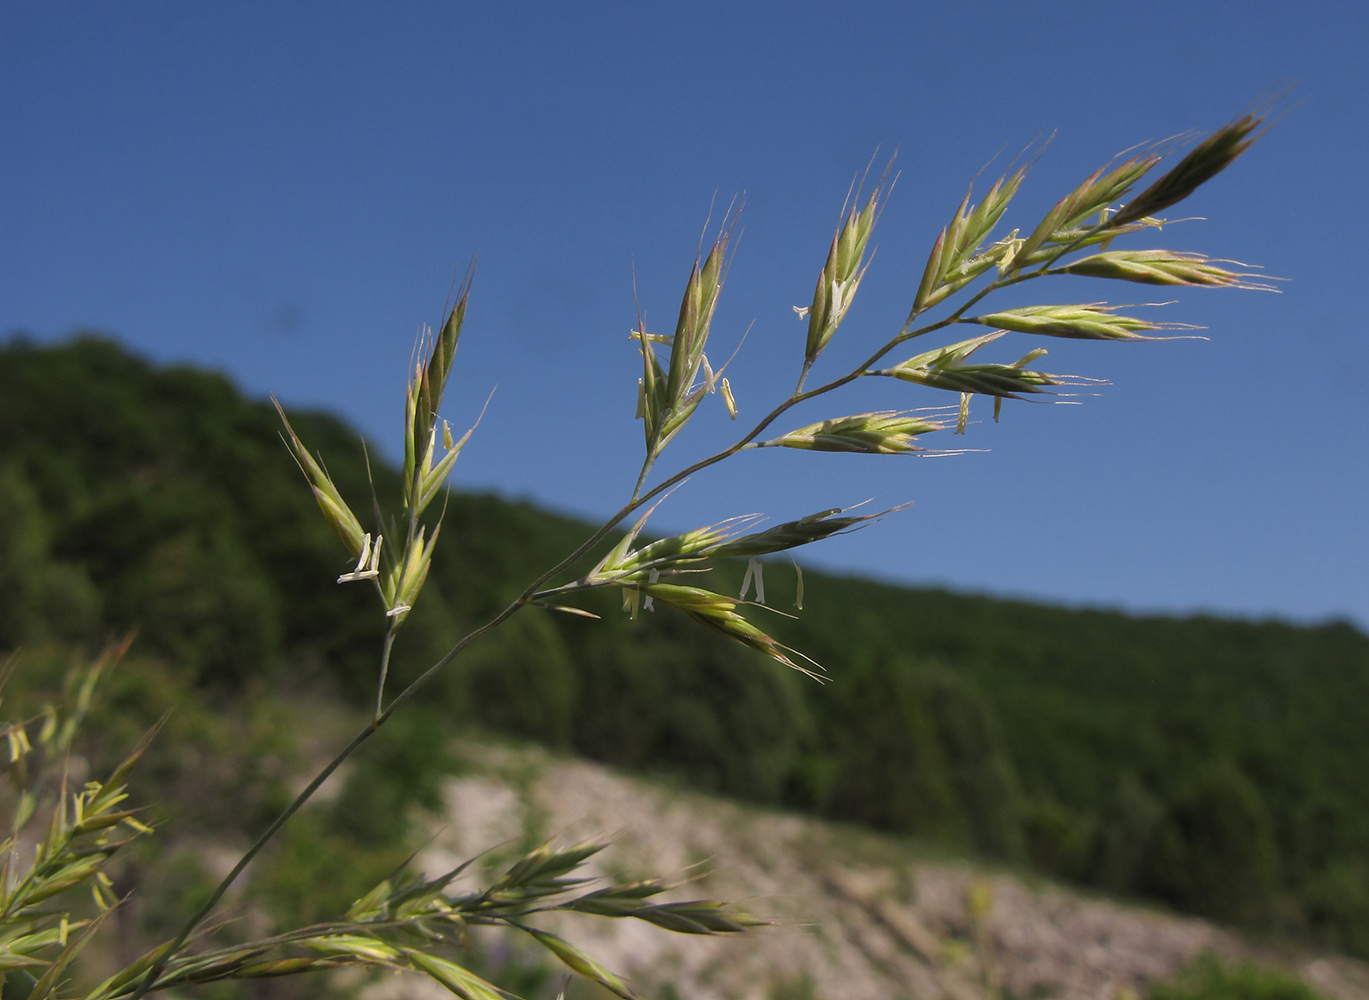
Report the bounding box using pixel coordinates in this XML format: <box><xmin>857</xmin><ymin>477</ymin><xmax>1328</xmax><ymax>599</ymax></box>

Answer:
<box><xmin>1147</xmin><ymin>954</ymin><xmax>1327</xmax><ymax>1000</ymax></box>
<box><xmin>4</xmin><ymin>333</ymin><xmax>1367</xmax><ymax>959</ymax></box>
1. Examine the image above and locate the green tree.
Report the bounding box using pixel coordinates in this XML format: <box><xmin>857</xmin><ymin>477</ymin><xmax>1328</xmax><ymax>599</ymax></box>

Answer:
<box><xmin>1147</xmin><ymin>760</ymin><xmax>1280</xmax><ymax>923</ymax></box>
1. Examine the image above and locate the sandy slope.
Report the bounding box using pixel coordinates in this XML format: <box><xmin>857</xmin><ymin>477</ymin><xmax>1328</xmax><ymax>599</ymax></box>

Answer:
<box><xmin>366</xmin><ymin>741</ymin><xmax>1369</xmax><ymax>1000</ymax></box>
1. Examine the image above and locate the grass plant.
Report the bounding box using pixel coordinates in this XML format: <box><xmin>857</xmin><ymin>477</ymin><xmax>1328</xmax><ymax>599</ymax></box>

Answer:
<box><xmin>1</xmin><ymin>96</ymin><xmax>1285</xmax><ymax>998</ymax></box>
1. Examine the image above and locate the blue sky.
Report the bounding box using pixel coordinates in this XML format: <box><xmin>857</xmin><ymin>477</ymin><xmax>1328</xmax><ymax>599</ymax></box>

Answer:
<box><xmin>3</xmin><ymin>2</ymin><xmax>1366</xmax><ymax>629</ymax></box>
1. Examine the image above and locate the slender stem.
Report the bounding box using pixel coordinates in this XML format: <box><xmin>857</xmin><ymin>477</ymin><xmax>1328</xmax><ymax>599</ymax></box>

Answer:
<box><xmin>111</xmin><ymin>914</ymin><xmax>459</xmax><ymax>998</ymax></box>
<box><xmin>374</xmin><ymin>603</ymin><xmax>521</xmax><ymax>724</ymax></box>
<box><xmin>129</xmin><ymin>724</ymin><xmax>378</xmax><ymax>998</ymax></box>
<box><xmin>631</xmin><ymin>452</ymin><xmax>655</xmax><ymax>505</ymax></box>
<box><xmin>374</xmin><ymin>626</ymin><xmax>397</xmax><ymax>721</ymax></box>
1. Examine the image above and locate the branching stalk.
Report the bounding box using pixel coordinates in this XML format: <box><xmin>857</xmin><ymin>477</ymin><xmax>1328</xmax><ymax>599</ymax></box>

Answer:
<box><xmin>130</xmin><ymin>244</ymin><xmax>1136</xmax><ymax>998</ymax></box>
<box><xmin>130</xmin><ymin>107</ymin><xmax>1278</xmax><ymax>996</ymax></box>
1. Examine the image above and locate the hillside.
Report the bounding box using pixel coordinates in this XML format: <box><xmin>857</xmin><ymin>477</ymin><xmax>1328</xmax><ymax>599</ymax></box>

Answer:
<box><xmin>382</xmin><ymin>738</ymin><xmax>1369</xmax><ymax>1000</ymax></box>
<box><xmin>3</xmin><ymin>333</ymin><xmax>1368</xmax><ymax>958</ymax></box>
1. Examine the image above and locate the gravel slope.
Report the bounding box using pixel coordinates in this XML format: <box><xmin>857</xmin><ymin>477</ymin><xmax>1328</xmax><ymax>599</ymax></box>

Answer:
<box><xmin>366</xmin><ymin>741</ymin><xmax>1369</xmax><ymax>1000</ymax></box>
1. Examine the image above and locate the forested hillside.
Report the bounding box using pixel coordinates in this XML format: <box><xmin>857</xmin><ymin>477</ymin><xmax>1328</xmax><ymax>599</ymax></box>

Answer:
<box><xmin>3</xmin><ymin>334</ymin><xmax>1367</xmax><ymax>956</ymax></box>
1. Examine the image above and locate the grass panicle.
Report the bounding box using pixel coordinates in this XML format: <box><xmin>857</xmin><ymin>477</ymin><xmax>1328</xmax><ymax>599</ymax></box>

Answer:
<box><xmin>5</xmin><ymin>99</ymin><xmax>1283</xmax><ymax>1000</ymax></box>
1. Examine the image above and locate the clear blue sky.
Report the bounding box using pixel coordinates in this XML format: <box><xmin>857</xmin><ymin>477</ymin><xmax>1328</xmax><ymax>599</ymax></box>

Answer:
<box><xmin>3</xmin><ymin>2</ymin><xmax>1365</xmax><ymax>629</ymax></box>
